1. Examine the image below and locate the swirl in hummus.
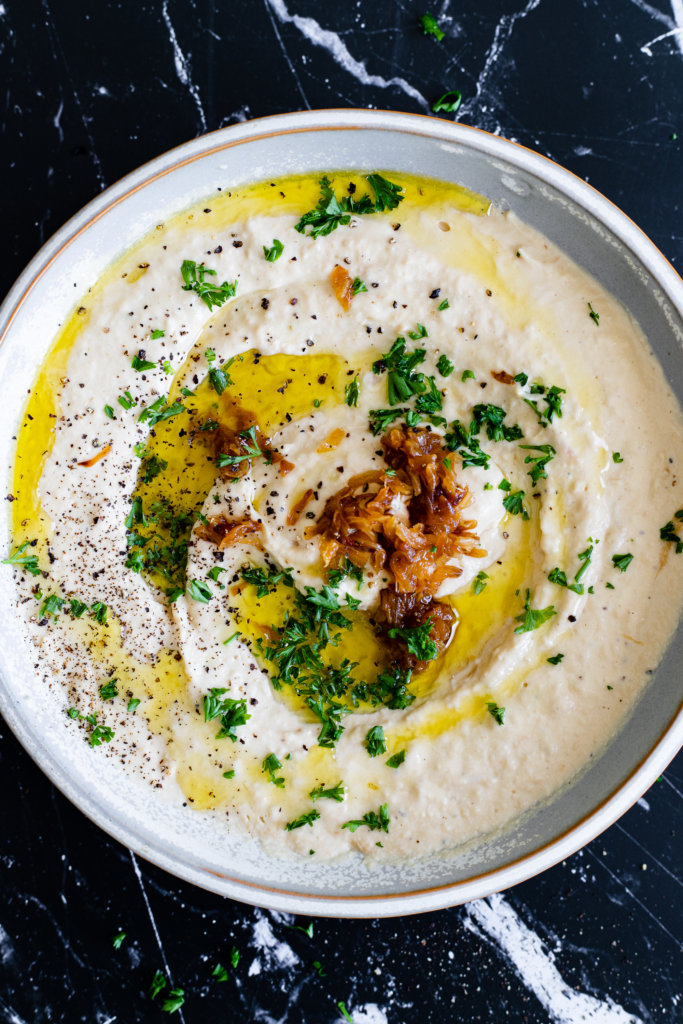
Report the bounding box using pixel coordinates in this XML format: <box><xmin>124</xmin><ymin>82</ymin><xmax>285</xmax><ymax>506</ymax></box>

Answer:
<box><xmin>6</xmin><ymin>171</ymin><xmax>683</xmax><ymax>860</ymax></box>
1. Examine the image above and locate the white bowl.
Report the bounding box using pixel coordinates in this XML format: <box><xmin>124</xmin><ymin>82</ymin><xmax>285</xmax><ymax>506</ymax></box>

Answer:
<box><xmin>1</xmin><ymin>109</ymin><xmax>681</xmax><ymax>917</ymax></box>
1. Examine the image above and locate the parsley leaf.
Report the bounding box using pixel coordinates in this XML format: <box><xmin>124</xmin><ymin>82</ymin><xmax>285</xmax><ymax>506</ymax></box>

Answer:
<box><xmin>161</xmin><ymin>988</ymin><xmax>185</xmax><ymax>1014</ymax></box>
<box><xmin>547</xmin><ymin>653</ymin><xmax>564</xmax><ymax>665</ymax></box>
<box><xmin>263</xmin><ymin>238</ymin><xmax>284</xmax><ymax>262</ymax></box>
<box><xmin>514</xmin><ymin>589</ymin><xmax>556</xmax><ymax>633</ymax></box>
<box><xmin>2</xmin><ymin>540</ymin><xmax>41</xmax><ymax>576</ymax></box>
<box><xmin>294</xmin><ymin>174</ymin><xmax>403</xmax><ymax>238</ymax></box>
<box><xmin>432</xmin><ymin>90</ymin><xmax>462</xmax><ymax>114</ymax></box>
<box><xmin>436</xmin><ymin>355</ymin><xmax>454</xmax><ymax>377</ymax></box>
<box><xmin>386</xmin><ymin>750</ymin><xmax>406</xmax><ymax>769</ymax></box>
<box><xmin>388</xmin><ymin>618</ymin><xmax>438</xmax><ymax>661</ymax></box>
<box><xmin>486</xmin><ymin>701</ymin><xmax>505</xmax><ymax>725</ymax></box>
<box><xmin>202</xmin><ymin>688</ymin><xmax>251</xmax><ymax>741</ymax></box>
<box><xmin>131</xmin><ymin>352</ymin><xmax>156</xmax><ymax>372</ymax></box>
<box><xmin>612</xmin><ymin>553</ymin><xmax>633</xmax><ymax>572</ymax></box>
<box><xmin>420</xmin><ymin>11</ymin><xmax>444</xmax><ymax>40</ymax></box>
<box><xmin>285</xmin><ymin>810</ymin><xmax>320</xmax><ymax>831</ymax></box>
<box><xmin>151</xmin><ymin>328</ymin><xmax>165</xmax><ymax>339</ymax></box>
<box><xmin>364</xmin><ymin>725</ymin><xmax>387</xmax><ymax>757</ymax></box>
<box><xmin>309</xmin><ymin>781</ymin><xmax>345</xmax><ymax>802</ymax></box>
<box><xmin>342</xmin><ymin>803</ymin><xmax>390</xmax><ymax>833</ymax></box>
<box><xmin>518</xmin><ymin>443</ymin><xmax>556</xmax><ymax>485</ymax></box>
<box><xmin>345</xmin><ymin>377</ymin><xmax>360</xmax><ymax>407</ymax></box>
<box><xmin>138</xmin><ymin>395</ymin><xmax>186</xmax><ymax>427</ymax></box>
<box><xmin>588</xmin><ymin>301</ymin><xmax>600</xmax><ymax>326</ymax></box>
<box><xmin>660</xmin><ymin>517</ymin><xmax>683</xmax><ymax>553</ymax></box>
<box><xmin>263</xmin><ymin>753</ymin><xmax>285</xmax><ymax>788</ymax></box>
<box><xmin>351</xmin><ymin>277</ymin><xmax>368</xmax><ymax>295</ymax></box>
<box><xmin>472</xmin><ymin>570</ymin><xmax>489</xmax><ymax>595</ymax></box>
<box><xmin>99</xmin><ymin>679</ymin><xmax>119</xmax><ymax>701</ymax></box>
<box><xmin>502</xmin><ymin>490</ymin><xmax>529</xmax><ymax>519</ymax></box>
<box><xmin>149</xmin><ymin>970</ymin><xmax>166</xmax><ymax>1000</ymax></box>
<box><xmin>181</xmin><ymin>259</ymin><xmax>237</xmax><ymax>309</ymax></box>
<box><xmin>188</xmin><ymin>579</ymin><xmax>212</xmax><ymax>603</ymax></box>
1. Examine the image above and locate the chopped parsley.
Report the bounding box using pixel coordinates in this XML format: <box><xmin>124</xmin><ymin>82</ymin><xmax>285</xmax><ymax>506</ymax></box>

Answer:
<box><xmin>547</xmin><ymin>653</ymin><xmax>564</xmax><ymax>665</ymax></box>
<box><xmin>514</xmin><ymin>372</ymin><xmax>528</xmax><ymax>386</ymax></box>
<box><xmin>486</xmin><ymin>701</ymin><xmax>505</xmax><ymax>725</ymax></box>
<box><xmin>208</xmin><ymin>365</ymin><xmax>233</xmax><ymax>395</ymax></box>
<box><xmin>387</xmin><ymin>618</ymin><xmax>438</xmax><ymax>661</ymax></box>
<box><xmin>149</xmin><ymin>970</ymin><xmax>167</xmax><ymax>1001</ymax></box>
<box><xmin>112</xmin><ymin>931</ymin><xmax>126</xmax><ymax>949</ymax></box>
<box><xmin>309</xmin><ymin>781</ymin><xmax>345</xmax><ymax>802</ymax></box>
<box><xmin>351</xmin><ymin>277</ymin><xmax>368</xmax><ymax>295</ymax></box>
<box><xmin>472</xmin><ymin>570</ymin><xmax>489</xmax><ymax>595</ymax></box>
<box><xmin>212</xmin><ymin>963</ymin><xmax>229</xmax><ymax>982</ymax></box>
<box><xmin>386</xmin><ymin>750</ymin><xmax>406</xmax><ymax>769</ymax></box>
<box><xmin>327</xmin><ymin>556</ymin><xmax>364</xmax><ymax>590</ymax></box>
<box><xmin>216</xmin><ymin>425</ymin><xmax>263</xmax><ymax>468</ymax></box>
<box><xmin>338</xmin><ymin>1001</ymin><xmax>354</xmax><ymax>1023</ymax></box>
<box><xmin>160</xmin><ymin>989</ymin><xmax>185</xmax><ymax>1014</ymax></box>
<box><xmin>207</xmin><ymin>565</ymin><xmax>226</xmax><ymax>583</ymax></box>
<box><xmin>285</xmin><ymin>810</ymin><xmax>321</xmax><ymax>831</ymax></box>
<box><xmin>548</xmin><ymin>543</ymin><xmax>594</xmax><ymax>595</ymax></box>
<box><xmin>263</xmin><ymin>753</ymin><xmax>285</xmax><ymax>788</ymax></box>
<box><xmin>242</xmin><ymin>563</ymin><xmax>295</xmax><ymax>597</ymax></box>
<box><xmin>127</xmin><ymin>697</ymin><xmax>141</xmax><ymax>713</ymax></box>
<box><xmin>180</xmin><ymin>259</ymin><xmax>237</xmax><ymax>309</ymax></box>
<box><xmin>99</xmin><ymin>679</ymin><xmax>119</xmax><ymax>701</ymax></box>
<box><xmin>342</xmin><ymin>803</ymin><xmax>390</xmax><ymax>833</ymax></box>
<box><xmin>408</xmin><ymin>323</ymin><xmax>428</xmax><ymax>340</ymax></box>
<box><xmin>2</xmin><ymin>540</ymin><xmax>41</xmax><ymax>576</ymax></box>
<box><xmin>90</xmin><ymin>724</ymin><xmax>115</xmax><ymax>747</ymax></box>
<box><xmin>432</xmin><ymin>89</ymin><xmax>462</xmax><ymax>114</ymax></box>
<box><xmin>438</xmin><ymin>298</ymin><xmax>450</xmax><ymax>310</ymax></box>
<box><xmin>263</xmin><ymin>238</ymin><xmax>284</xmax><ymax>262</ymax></box>
<box><xmin>373</xmin><ymin>336</ymin><xmax>430</xmax><ymax>405</ymax></box>
<box><xmin>660</xmin><ymin>516</ymin><xmax>683</xmax><ymax>553</ymax></box>
<box><xmin>502</xmin><ymin>490</ymin><xmax>529</xmax><ymax>519</ymax></box>
<box><xmin>518</xmin><ymin>443</ymin><xmax>556</xmax><ymax>485</ymax></box>
<box><xmin>613</xmin><ymin>452</ymin><xmax>623</xmax><ymax>463</ymax></box>
<box><xmin>420</xmin><ymin>11</ymin><xmax>444</xmax><ymax>40</ymax></box>
<box><xmin>514</xmin><ymin>589</ymin><xmax>556</xmax><ymax>633</ymax></box>
<box><xmin>187</xmin><ymin>578</ymin><xmax>212</xmax><ymax>603</ymax></box>
<box><xmin>436</xmin><ymin>354</ymin><xmax>454</xmax><ymax>377</ymax></box>
<box><xmin>345</xmin><ymin>377</ymin><xmax>360</xmax><ymax>407</ymax></box>
<box><xmin>40</xmin><ymin>594</ymin><xmax>64</xmax><ymax>618</ymax></box>
<box><xmin>612</xmin><ymin>553</ymin><xmax>634</xmax><ymax>572</ymax></box>
<box><xmin>70</xmin><ymin>598</ymin><xmax>88</xmax><ymax>617</ymax></box>
<box><xmin>118</xmin><ymin>391</ymin><xmax>137</xmax><ymax>411</ymax></box>
<box><xmin>138</xmin><ymin>395</ymin><xmax>185</xmax><ymax>427</ymax></box>
<box><xmin>91</xmin><ymin>601</ymin><xmax>109</xmax><ymax>624</ymax></box>
<box><xmin>588</xmin><ymin>301</ymin><xmax>600</xmax><ymax>326</ymax></box>
<box><xmin>364</xmin><ymin>725</ymin><xmax>387</xmax><ymax>757</ymax></box>
<box><xmin>104</xmin><ymin>404</ymin><xmax>115</xmax><ymax>420</ymax></box>
<box><xmin>131</xmin><ymin>352</ymin><xmax>156</xmax><ymax>372</ymax></box>
<box><xmin>142</xmin><ymin>454</ymin><xmax>168</xmax><ymax>484</ymax></box>
<box><xmin>202</xmin><ymin>688</ymin><xmax>251</xmax><ymax>741</ymax></box>
<box><xmin>294</xmin><ymin>174</ymin><xmax>403</xmax><ymax>238</ymax></box>
<box><xmin>151</xmin><ymin>328</ymin><xmax>165</xmax><ymax>340</ymax></box>
<box><xmin>461</xmin><ymin>369</ymin><xmax>475</xmax><ymax>381</ymax></box>
<box><xmin>523</xmin><ymin>382</ymin><xmax>565</xmax><ymax>428</ymax></box>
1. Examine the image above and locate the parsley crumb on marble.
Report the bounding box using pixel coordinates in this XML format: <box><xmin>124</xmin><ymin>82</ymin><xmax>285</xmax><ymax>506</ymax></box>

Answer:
<box><xmin>420</xmin><ymin>11</ymin><xmax>444</xmax><ymax>40</ymax></box>
<box><xmin>432</xmin><ymin>90</ymin><xmax>462</xmax><ymax>114</ymax></box>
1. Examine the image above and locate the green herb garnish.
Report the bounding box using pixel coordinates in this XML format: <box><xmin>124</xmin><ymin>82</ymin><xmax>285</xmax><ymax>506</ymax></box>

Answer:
<box><xmin>364</xmin><ymin>725</ymin><xmax>387</xmax><ymax>757</ymax></box>
<box><xmin>387</xmin><ymin>618</ymin><xmax>438</xmax><ymax>661</ymax></box>
<box><xmin>309</xmin><ymin>781</ymin><xmax>345</xmax><ymax>802</ymax></box>
<box><xmin>420</xmin><ymin>11</ymin><xmax>444</xmax><ymax>40</ymax></box>
<box><xmin>263</xmin><ymin>238</ymin><xmax>284</xmax><ymax>262</ymax></box>
<box><xmin>342</xmin><ymin>803</ymin><xmax>390</xmax><ymax>833</ymax></box>
<box><xmin>386</xmin><ymin>750</ymin><xmax>406</xmax><ymax>769</ymax></box>
<box><xmin>345</xmin><ymin>377</ymin><xmax>360</xmax><ymax>407</ymax></box>
<box><xmin>294</xmin><ymin>174</ymin><xmax>403</xmax><ymax>238</ymax></box>
<box><xmin>202</xmin><ymin>688</ymin><xmax>251</xmax><ymax>741</ymax></box>
<box><xmin>486</xmin><ymin>701</ymin><xmax>505</xmax><ymax>725</ymax></box>
<box><xmin>547</xmin><ymin>653</ymin><xmax>564</xmax><ymax>665</ymax></box>
<box><xmin>514</xmin><ymin>589</ymin><xmax>556</xmax><ymax>633</ymax></box>
<box><xmin>432</xmin><ymin>89</ymin><xmax>462</xmax><ymax>113</ymax></box>
<box><xmin>588</xmin><ymin>302</ymin><xmax>600</xmax><ymax>326</ymax></box>
<box><xmin>263</xmin><ymin>753</ymin><xmax>285</xmax><ymax>788</ymax></box>
<box><xmin>472</xmin><ymin>570</ymin><xmax>489</xmax><ymax>595</ymax></box>
<box><xmin>2</xmin><ymin>540</ymin><xmax>41</xmax><ymax>576</ymax></box>
<box><xmin>436</xmin><ymin>354</ymin><xmax>454</xmax><ymax>377</ymax></box>
<box><xmin>285</xmin><ymin>810</ymin><xmax>321</xmax><ymax>831</ymax></box>
<box><xmin>612</xmin><ymin>553</ymin><xmax>633</xmax><ymax>572</ymax></box>
<box><xmin>181</xmin><ymin>259</ymin><xmax>237</xmax><ymax>309</ymax></box>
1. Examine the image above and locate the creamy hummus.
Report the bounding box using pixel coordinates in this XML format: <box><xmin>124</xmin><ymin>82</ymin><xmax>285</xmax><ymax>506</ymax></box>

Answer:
<box><xmin>7</xmin><ymin>171</ymin><xmax>683</xmax><ymax>861</ymax></box>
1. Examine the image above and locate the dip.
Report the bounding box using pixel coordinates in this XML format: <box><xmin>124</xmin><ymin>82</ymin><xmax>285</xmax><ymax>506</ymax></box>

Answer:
<box><xmin>6</xmin><ymin>171</ymin><xmax>683</xmax><ymax>860</ymax></box>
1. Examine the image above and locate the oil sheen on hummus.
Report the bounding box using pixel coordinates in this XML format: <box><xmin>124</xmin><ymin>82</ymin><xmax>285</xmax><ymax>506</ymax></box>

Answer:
<box><xmin>7</xmin><ymin>171</ymin><xmax>683</xmax><ymax>861</ymax></box>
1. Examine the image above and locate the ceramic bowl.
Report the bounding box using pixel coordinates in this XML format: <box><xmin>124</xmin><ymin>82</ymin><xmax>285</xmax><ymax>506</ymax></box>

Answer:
<box><xmin>1</xmin><ymin>110</ymin><xmax>681</xmax><ymax>917</ymax></box>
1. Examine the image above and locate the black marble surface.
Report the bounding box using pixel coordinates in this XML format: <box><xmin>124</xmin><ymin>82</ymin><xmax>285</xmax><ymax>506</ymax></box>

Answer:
<box><xmin>1</xmin><ymin>1</ymin><xmax>682</xmax><ymax>1021</ymax></box>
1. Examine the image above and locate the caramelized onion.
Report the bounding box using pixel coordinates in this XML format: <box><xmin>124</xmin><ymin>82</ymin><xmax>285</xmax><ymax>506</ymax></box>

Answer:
<box><xmin>196</xmin><ymin>514</ymin><xmax>263</xmax><ymax>549</ymax></box>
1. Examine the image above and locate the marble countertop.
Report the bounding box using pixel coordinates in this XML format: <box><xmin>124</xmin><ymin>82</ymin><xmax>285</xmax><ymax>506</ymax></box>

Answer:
<box><xmin>1</xmin><ymin>1</ymin><xmax>681</xmax><ymax>1021</ymax></box>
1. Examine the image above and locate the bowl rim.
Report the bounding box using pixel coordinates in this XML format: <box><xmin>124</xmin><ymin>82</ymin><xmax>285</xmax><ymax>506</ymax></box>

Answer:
<box><xmin>1</xmin><ymin>108</ymin><xmax>681</xmax><ymax>918</ymax></box>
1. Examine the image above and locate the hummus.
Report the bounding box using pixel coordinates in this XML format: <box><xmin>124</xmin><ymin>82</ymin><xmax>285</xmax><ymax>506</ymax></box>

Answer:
<box><xmin>7</xmin><ymin>171</ymin><xmax>683</xmax><ymax>861</ymax></box>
